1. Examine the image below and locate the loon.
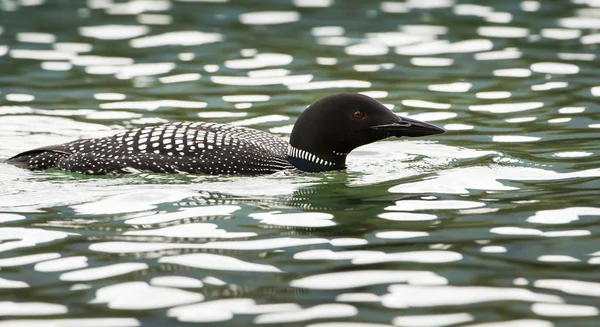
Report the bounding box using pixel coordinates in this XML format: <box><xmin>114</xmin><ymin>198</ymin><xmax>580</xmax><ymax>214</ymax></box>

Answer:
<box><xmin>7</xmin><ymin>93</ymin><xmax>445</xmax><ymax>175</ymax></box>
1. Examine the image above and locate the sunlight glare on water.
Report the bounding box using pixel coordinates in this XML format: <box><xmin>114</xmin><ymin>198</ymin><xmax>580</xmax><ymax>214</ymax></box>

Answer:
<box><xmin>0</xmin><ymin>0</ymin><xmax>599</xmax><ymax>326</ymax></box>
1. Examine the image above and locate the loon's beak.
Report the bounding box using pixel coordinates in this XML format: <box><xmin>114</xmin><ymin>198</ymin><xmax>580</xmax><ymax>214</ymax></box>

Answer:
<box><xmin>371</xmin><ymin>116</ymin><xmax>446</xmax><ymax>137</ymax></box>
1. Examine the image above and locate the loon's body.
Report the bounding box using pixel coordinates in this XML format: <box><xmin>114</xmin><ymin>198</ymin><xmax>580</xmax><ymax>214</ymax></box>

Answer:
<box><xmin>7</xmin><ymin>93</ymin><xmax>445</xmax><ymax>175</ymax></box>
<box><xmin>9</xmin><ymin>122</ymin><xmax>293</xmax><ymax>175</ymax></box>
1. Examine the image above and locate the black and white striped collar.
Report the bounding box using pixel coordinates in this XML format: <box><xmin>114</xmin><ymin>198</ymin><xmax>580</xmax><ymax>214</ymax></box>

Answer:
<box><xmin>286</xmin><ymin>145</ymin><xmax>346</xmax><ymax>172</ymax></box>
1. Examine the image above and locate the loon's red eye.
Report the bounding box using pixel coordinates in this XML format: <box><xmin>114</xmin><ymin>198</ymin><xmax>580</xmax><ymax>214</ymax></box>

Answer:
<box><xmin>352</xmin><ymin>111</ymin><xmax>365</xmax><ymax>120</ymax></box>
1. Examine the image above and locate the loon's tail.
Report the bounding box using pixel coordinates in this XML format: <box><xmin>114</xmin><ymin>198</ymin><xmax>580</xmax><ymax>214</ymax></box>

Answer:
<box><xmin>6</xmin><ymin>146</ymin><xmax>71</xmax><ymax>169</ymax></box>
<box><xmin>4</xmin><ymin>153</ymin><xmax>32</xmax><ymax>168</ymax></box>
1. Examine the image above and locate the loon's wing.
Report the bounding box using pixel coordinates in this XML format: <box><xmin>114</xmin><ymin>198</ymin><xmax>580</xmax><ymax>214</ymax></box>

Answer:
<box><xmin>8</xmin><ymin>122</ymin><xmax>293</xmax><ymax>175</ymax></box>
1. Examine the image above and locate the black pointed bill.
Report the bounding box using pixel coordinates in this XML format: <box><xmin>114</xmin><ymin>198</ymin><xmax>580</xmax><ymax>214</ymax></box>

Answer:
<box><xmin>370</xmin><ymin>116</ymin><xmax>446</xmax><ymax>137</ymax></box>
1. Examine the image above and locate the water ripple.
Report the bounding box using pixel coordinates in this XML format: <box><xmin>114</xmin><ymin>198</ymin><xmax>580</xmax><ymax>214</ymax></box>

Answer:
<box><xmin>2</xmin><ymin>0</ymin><xmax>600</xmax><ymax>326</ymax></box>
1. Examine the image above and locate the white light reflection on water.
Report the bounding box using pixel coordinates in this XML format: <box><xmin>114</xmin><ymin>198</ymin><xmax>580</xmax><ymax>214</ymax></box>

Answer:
<box><xmin>530</xmin><ymin>62</ymin><xmax>580</xmax><ymax>74</ymax></box>
<box><xmin>5</xmin><ymin>94</ymin><xmax>34</xmax><ymax>102</ymax></box>
<box><xmin>239</xmin><ymin>11</ymin><xmax>300</xmax><ymax>25</ymax></box>
<box><xmin>291</xmin><ymin>270</ymin><xmax>447</xmax><ymax>290</ymax></box>
<box><xmin>401</xmin><ymin>99</ymin><xmax>451</xmax><ymax>109</ymax></box>
<box><xmin>386</xmin><ymin>199</ymin><xmax>485</xmax><ymax>211</ymax></box>
<box><xmin>0</xmin><ymin>228</ymin><xmax>75</xmax><ymax>253</ymax></box>
<box><xmin>396</xmin><ymin>39</ymin><xmax>493</xmax><ymax>56</ymax></box>
<box><xmin>248</xmin><ymin>68</ymin><xmax>290</xmax><ymax>78</ymax></box>
<box><xmin>393</xmin><ymin>313</ymin><xmax>474</xmax><ymax>327</ymax></box>
<box><xmin>72</xmin><ymin>189</ymin><xmax>199</xmax><ymax>215</ymax></box>
<box><xmin>470</xmin><ymin>102</ymin><xmax>543</xmax><ymax>113</ymax></box>
<box><xmin>492</xmin><ymin>135</ymin><xmax>540</xmax><ymax>142</ymax></box>
<box><xmin>93</xmin><ymin>93</ymin><xmax>126</xmax><ymax>100</ymax></box>
<box><xmin>34</xmin><ymin>256</ymin><xmax>88</xmax><ymax>272</ymax></box>
<box><xmin>557</xmin><ymin>53</ymin><xmax>596</xmax><ymax>62</ymax></box>
<box><xmin>293</xmin><ymin>0</ymin><xmax>333</xmax><ymax>7</ymax></box>
<box><xmin>138</xmin><ymin>14</ymin><xmax>173</xmax><ymax>25</ymax></box>
<box><xmin>2</xmin><ymin>0</ymin><xmax>600</xmax><ymax>326</ymax></box>
<box><xmin>481</xmin><ymin>246</ymin><xmax>507</xmax><ymax>253</ymax></box>
<box><xmin>0</xmin><ymin>214</ymin><xmax>25</xmax><ymax>223</ymax></box>
<box><xmin>527</xmin><ymin>207</ymin><xmax>600</xmax><ymax>224</ymax></box>
<box><xmin>288</xmin><ymin>80</ymin><xmax>371</xmax><ymax>91</ymax></box>
<box><xmin>0</xmin><ymin>318</ymin><xmax>140</xmax><ymax>327</ymax></box>
<box><xmin>410</xmin><ymin>57</ymin><xmax>454</xmax><ymax>66</ymax></box>
<box><xmin>493</xmin><ymin>68</ymin><xmax>532</xmax><ymax>77</ymax></box>
<box><xmin>250</xmin><ymin>211</ymin><xmax>335</xmax><ymax>227</ymax></box>
<box><xmin>477</xmin><ymin>26</ymin><xmax>529</xmax><ymax>38</ymax></box>
<box><xmin>428</xmin><ymin>82</ymin><xmax>472</xmax><ymax>92</ymax></box>
<box><xmin>211</xmin><ymin>74</ymin><xmax>313</xmax><ymax>86</ymax></box>
<box><xmin>531</xmin><ymin>81</ymin><xmax>568</xmax><ymax>91</ymax></box>
<box><xmin>91</xmin><ymin>282</ymin><xmax>203</xmax><ymax>310</ymax></box>
<box><xmin>102</xmin><ymin>0</ymin><xmax>171</xmax><ymax>15</ymax></box>
<box><xmin>491</xmin><ymin>227</ymin><xmax>590</xmax><ymax>238</ymax></box>
<box><xmin>254</xmin><ymin>304</ymin><xmax>357</xmax><ymax>324</ymax></box>
<box><xmin>368</xmin><ymin>32</ymin><xmax>435</xmax><ymax>47</ymax></box>
<box><xmin>381</xmin><ymin>285</ymin><xmax>561</xmax><ymax>308</ymax></box>
<box><xmin>0</xmin><ymin>277</ymin><xmax>28</xmax><ymax>289</ymax></box>
<box><xmin>444</xmin><ymin>123</ymin><xmax>474</xmax><ymax>130</ymax></box>
<box><xmin>505</xmin><ymin>117</ymin><xmax>536</xmax><ymax>123</ymax></box>
<box><xmin>222</xmin><ymin>94</ymin><xmax>270</xmax><ymax>102</ymax></box>
<box><xmin>389</xmin><ymin>166</ymin><xmax>600</xmax><ymax>195</ymax></box>
<box><xmin>168</xmin><ymin>299</ymin><xmax>300</xmax><ymax>323</ymax></box>
<box><xmin>0</xmin><ymin>253</ymin><xmax>60</xmax><ymax>267</ymax></box>
<box><xmin>461</xmin><ymin>319</ymin><xmax>552</xmax><ymax>327</ymax></box>
<box><xmin>532</xmin><ymin>303</ymin><xmax>598</xmax><ymax>317</ymax></box>
<box><xmin>541</xmin><ymin>28</ymin><xmax>581</xmax><ymax>40</ymax></box>
<box><xmin>535</xmin><ymin>279</ymin><xmax>600</xmax><ymax>297</ymax></box>
<box><xmin>344</xmin><ymin>43</ymin><xmax>389</xmax><ymax>56</ymax></box>
<box><xmin>159</xmin><ymin>73</ymin><xmax>201</xmax><ymax>84</ymax></box>
<box><xmin>150</xmin><ymin>276</ymin><xmax>203</xmax><ymax>288</ymax></box>
<box><xmin>230</xmin><ymin>114</ymin><xmax>290</xmax><ymax>126</ymax></box>
<box><xmin>16</xmin><ymin>32</ymin><xmax>55</xmax><ymax>43</ymax></box>
<box><xmin>376</xmin><ymin>231</ymin><xmax>429</xmax><ymax>239</ymax></box>
<box><xmin>294</xmin><ymin>250</ymin><xmax>383</xmax><ymax>261</ymax></box>
<box><xmin>378</xmin><ymin>212</ymin><xmax>437</xmax><ymax>221</ymax></box>
<box><xmin>225</xmin><ymin>53</ymin><xmax>292</xmax><ymax>69</ymax></box>
<box><xmin>124</xmin><ymin>223</ymin><xmax>255</xmax><ymax>238</ymax></box>
<box><xmin>78</xmin><ymin>25</ymin><xmax>149</xmax><ymax>39</ymax></box>
<box><xmin>159</xmin><ymin>253</ymin><xmax>281</xmax><ymax>272</ymax></box>
<box><xmin>335</xmin><ymin>293</ymin><xmax>381</xmax><ymax>303</ymax></box>
<box><xmin>311</xmin><ymin>26</ymin><xmax>344</xmax><ymax>36</ymax></box>
<box><xmin>553</xmin><ymin>151</ymin><xmax>592</xmax><ymax>157</ymax></box>
<box><xmin>0</xmin><ymin>302</ymin><xmax>67</xmax><ymax>316</ymax></box>
<box><xmin>475</xmin><ymin>48</ymin><xmax>522</xmax><ymax>60</ymax></box>
<box><xmin>70</xmin><ymin>55</ymin><xmax>133</xmax><ymax>66</ymax></box>
<box><xmin>99</xmin><ymin>100</ymin><xmax>207</xmax><ymax>110</ymax></box>
<box><xmin>537</xmin><ymin>255</ymin><xmax>580</xmax><ymax>263</ymax></box>
<box><xmin>53</xmin><ymin>42</ymin><xmax>92</xmax><ymax>53</ymax></box>
<box><xmin>351</xmin><ymin>250</ymin><xmax>463</xmax><ymax>264</ymax></box>
<box><xmin>381</xmin><ymin>1</ymin><xmax>408</xmax><ymax>13</ymax></box>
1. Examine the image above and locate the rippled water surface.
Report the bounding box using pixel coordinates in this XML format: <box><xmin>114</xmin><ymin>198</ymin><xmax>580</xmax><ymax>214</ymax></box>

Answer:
<box><xmin>1</xmin><ymin>0</ymin><xmax>600</xmax><ymax>326</ymax></box>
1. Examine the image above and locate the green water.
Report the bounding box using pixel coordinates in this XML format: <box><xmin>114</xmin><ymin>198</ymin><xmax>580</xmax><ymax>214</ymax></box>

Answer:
<box><xmin>1</xmin><ymin>0</ymin><xmax>600</xmax><ymax>326</ymax></box>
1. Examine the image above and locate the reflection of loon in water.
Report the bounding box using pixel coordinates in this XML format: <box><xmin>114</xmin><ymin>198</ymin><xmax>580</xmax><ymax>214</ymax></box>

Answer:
<box><xmin>7</xmin><ymin>93</ymin><xmax>444</xmax><ymax>175</ymax></box>
<box><xmin>177</xmin><ymin>175</ymin><xmax>410</xmax><ymax>217</ymax></box>
<box><xmin>150</xmin><ymin>177</ymin><xmax>427</xmax><ymax>298</ymax></box>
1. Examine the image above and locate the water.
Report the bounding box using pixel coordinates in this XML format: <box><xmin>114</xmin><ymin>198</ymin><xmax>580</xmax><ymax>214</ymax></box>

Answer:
<box><xmin>1</xmin><ymin>0</ymin><xmax>599</xmax><ymax>326</ymax></box>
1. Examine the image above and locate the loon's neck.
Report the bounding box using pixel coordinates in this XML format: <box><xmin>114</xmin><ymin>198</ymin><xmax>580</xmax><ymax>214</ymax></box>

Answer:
<box><xmin>286</xmin><ymin>145</ymin><xmax>347</xmax><ymax>172</ymax></box>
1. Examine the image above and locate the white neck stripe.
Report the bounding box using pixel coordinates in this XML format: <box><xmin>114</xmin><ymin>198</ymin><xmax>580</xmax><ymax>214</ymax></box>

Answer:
<box><xmin>287</xmin><ymin>145</ymin><xmax>335</xmax><ymax>166</ymax></box>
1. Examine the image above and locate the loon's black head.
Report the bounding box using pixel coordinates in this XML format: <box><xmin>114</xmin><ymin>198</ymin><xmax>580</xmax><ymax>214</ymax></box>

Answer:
<box><xmin>287</xmin><ymin>93</ymin><xmax>445</xmax><ymax>172</ymax></box>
